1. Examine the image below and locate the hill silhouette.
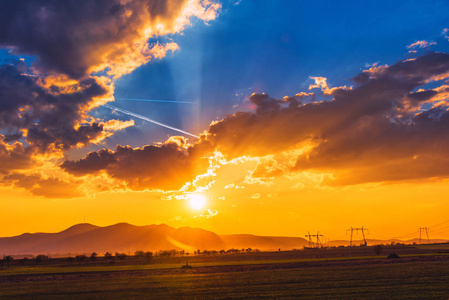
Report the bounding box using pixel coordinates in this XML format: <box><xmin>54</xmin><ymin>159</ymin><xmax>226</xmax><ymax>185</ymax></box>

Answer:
<box><xmin>0</xmin><ymin>223</ymin><xmax>308</xmax><ymax>255</ymax></box>
<box><xmin>0</xmin><ymin>223</ymin><xmax>446</xmax><ymax>256</ymax></box>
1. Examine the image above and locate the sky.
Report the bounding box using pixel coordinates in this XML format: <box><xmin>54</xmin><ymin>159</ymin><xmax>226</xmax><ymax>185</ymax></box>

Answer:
<box><xmin>1</xmin><ymin>0</ymin><xmax>449</xmax><ymax>241</ymax></box>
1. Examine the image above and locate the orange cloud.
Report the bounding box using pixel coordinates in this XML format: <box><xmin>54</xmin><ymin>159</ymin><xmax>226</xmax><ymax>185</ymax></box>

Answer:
<box><xmin>60</xmin><ymin>52</ymin><xmax>449</xmax><ymax>193</ymax></box>
<box><xmin>1</xmin><ymin>173</ymin><xmax>83</xmax><ymax>198</ymax></box>
<box><xmin>407</xmin><ymin>40</ymin><xmax>436</xmax><ymax>49</ymax></box>
<box><xmin>308</xmin><ymin>76</ymin><xmax>351</xmax><ymax>95</ymax></box>
<box><xmin>0</xmin><ymin>0</ymin><xmax>221</xmax><ymax>196</ymax></box>
<box><xmin>0</xmin><ymin>136</ymin><xmax>38</xmax><ymax>174</ymax></box>
<box><xmin>0</xmin><ymin>0</ymin><xmax>221</xmax><ymax>79</ymax></box>
<box><xmin>61</xmin><ymin>136</ymin><xmax>213</xmax><ymax>191</ymax></box>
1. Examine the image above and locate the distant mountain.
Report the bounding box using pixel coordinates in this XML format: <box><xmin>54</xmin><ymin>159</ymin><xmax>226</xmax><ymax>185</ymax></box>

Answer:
<box><xmin>0</xmin><ymin>223</ymin><xmax>308</xmax><ymax>255</ymax></box>
<box><xmin>221</xmin><ymin>234</ymin><xmax>306</xmax><ymax>251</ymax></box>
<box><xmin>0</xmin><ymin>223</ymin><xmax>446</xmax><ymax>256</ymax></box>
<box><xmin>326</xmin><ymin>238</ymin><xmax>448</xmax><ymax>247</ymax></box>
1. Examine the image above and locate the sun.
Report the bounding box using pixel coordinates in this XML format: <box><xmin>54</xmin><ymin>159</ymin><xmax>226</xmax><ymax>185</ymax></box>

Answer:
<box><xmin>189</xmin><ymin>194</ymin><xmax>206</xmax><ymax>210</ymax></box>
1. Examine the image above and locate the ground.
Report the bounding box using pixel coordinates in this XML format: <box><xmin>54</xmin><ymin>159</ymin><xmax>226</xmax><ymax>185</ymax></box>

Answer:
<box><xmin>0</xmin><ymin>245</ymin><xmax>449</xmax><ymax>299</ymax></box>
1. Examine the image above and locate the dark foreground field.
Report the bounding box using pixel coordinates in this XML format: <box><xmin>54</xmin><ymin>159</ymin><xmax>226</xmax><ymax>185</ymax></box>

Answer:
<box><xmin>0</xmin><ymin>253</ymin><xmax>449</xmax><ymax>299</ymax></box>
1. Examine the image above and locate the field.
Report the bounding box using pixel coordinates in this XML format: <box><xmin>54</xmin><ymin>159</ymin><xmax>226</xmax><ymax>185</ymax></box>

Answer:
<box><xmin>1</xmin><ymin>245</ymin><xmax>449</xmax><ymax>299</ymax></box>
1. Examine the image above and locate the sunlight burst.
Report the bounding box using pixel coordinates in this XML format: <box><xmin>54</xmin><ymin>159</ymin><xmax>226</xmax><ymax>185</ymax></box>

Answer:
<box><xmin>189</xmin><ymin>194</ymin><xmax>206</xmax><ymax>210</ymax></box>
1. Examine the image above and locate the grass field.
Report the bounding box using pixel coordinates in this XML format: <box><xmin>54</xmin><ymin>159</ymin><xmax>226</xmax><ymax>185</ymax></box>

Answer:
<box><xmin>0</xmin><ymin>253</ymin><xmax>448</xmax><ymax>299</ymax></box>
<box><xmin>0</xmin><ymin>255</ymin><xmax>390</xmax><ymax>276</ymax></box>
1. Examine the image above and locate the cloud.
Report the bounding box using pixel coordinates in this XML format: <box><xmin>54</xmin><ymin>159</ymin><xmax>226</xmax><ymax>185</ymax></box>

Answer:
<box><xmin>406</xmin><ymin>40</ymin><xmax>437</xmax><ymax>50</ymax></box>
<box><xmin>0</xmin><ymin>136</ymin><xmax>37</xmax><ymax>174</ymax></box>
<box><xmin>308</xmin><ymin>76</ymin><xmax>350</xmax><ymax>95</ymax></box>
<box><xmin>1</xmin><ymin>173</ymin><xmax>83</xmax><ymax>198</ymax></box>
<box><xmin>0</xmin><ymin>0</ymin><xmax>220</xmax><ymax>195</ymax></box>
<box><xmin>0</xmin><ymin>0</ymin><xmax>221</xmax><ymax>79</ymax></box>
<box><xmin>205</xmin><ymin>52</ymin><xmax>449</xmax><ymax>185</ymax></box>
<box><xmin>61</xmin><ymin>52</ymin><xmax>449</xmax><ymax>190</ymax></box>
<box><xmin>193</xmin><ymin>208</ymin><xmax>219</xmax><ymax>219</ymax></box>
<box><xmin>61</xmin><ymin>136</ymin><xmax>213</xmax><ymax>190</ymax></box>
<box><xmin>0</xmin><ymin>0</ymin><xmax>221</xmax><ymax>156</ymax></box>
<box><xmin>0</xmin><ymin>61</ymin><xmax>120</xmax><ymax>154</ymax></box>
<box><xmin>443</xmin><ymin>28</ymin><xmax>449</xmax><ymax>41</ymax></box>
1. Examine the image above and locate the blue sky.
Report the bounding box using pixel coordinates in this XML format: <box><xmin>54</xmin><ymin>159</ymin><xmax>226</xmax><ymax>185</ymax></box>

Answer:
<box><xmin>102</xmin><ymin>0</ymin><xmax>449</xmax><ymax>150</ymax></box>
<box><xmin>1</xmin><ymin>0</ymin><xmax>449</xmax><ymax>154</ymax></box>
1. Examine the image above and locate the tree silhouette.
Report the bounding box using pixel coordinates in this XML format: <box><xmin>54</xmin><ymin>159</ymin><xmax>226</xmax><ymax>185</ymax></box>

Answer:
<box><xmin>35</xmin><ymin>254</ymin><xmax>47</xmax><ymax>265</ymax></box>
<box><xmin>104</xmin><ymin>252</ymin><xmax>115</xmax><ymax>264</ymax></box>
<box><xmin>144</xmin><ymin>251</ymin><xmax>153</xmax><ymax>264</ymax></box>
<box><xmin>75</xmin><ymin>255</ymin><xmax>86</xmax><ymax>264</ymax></box>
<box><xmin>134</xmin><ymin>251</ymin><xmax>144</xmax><ymax>258</ymax></box>
<box><xmin>90</xmin><ymin>252</ymin><xmax>97</xmax><ymax>263</ymax></box>
<box><xmin>115</xmin><ymin>252</ymin><xmax>127</xmax><ymax>260</ymax></box>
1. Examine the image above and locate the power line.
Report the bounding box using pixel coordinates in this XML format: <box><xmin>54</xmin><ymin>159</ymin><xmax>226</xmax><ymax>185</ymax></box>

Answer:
<box><xmin>427</xmin><ymin>224</ymin><xmax>449</xmax><ymax>235</ymax></box>
<box><xmin>429</xmin><ymin>219</ymin><xmax>449</xmax><ymax>229</ymax></box>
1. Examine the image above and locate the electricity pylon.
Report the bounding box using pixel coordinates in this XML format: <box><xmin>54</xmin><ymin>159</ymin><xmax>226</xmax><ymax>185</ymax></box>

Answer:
<box><xmin>305</xmin><ymin>231</ymin><xmax>324</xmax><ymax>248</ymax></box>
<box><xmin>346</xmin><ymin>226</ymin><xmax>369</xmax><ymax>247</ymax></box>
<box><xmin>305</xmin><ymin>231</ymin><xmax>315</xmax><ymax>248</ymax></box>
<box><xmin>315</xmin><ymin>231</ymin><xmax>324</xmax><ymax>248</ymax></box>
<box><xmin>419</xmin><ymin>227</ymin><xmax>430</xmax><ymax>244</ymax></box>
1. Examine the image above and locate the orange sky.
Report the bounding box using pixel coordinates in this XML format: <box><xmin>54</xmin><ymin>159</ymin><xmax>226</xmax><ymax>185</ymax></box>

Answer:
<box><xmin>2</xmin><ymin>162</ymin><xmax>449</xmax><ymax>241</ymax></box>
<box><xmin>2</xmin><ymin>0</ymin><xmax>449</xmax><ymax>242</ymax></box>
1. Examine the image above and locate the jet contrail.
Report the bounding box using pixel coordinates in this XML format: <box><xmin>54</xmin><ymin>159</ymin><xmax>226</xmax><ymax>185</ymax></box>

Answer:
<box><xmin>115</xmin><ymin>98</ymin><xmax>194</xmax><ymax>104</ymax></box>
<box><xmin>103</xmin><ymin>104</ymin><xmax>199</xmax><ymax>138</ymax></box>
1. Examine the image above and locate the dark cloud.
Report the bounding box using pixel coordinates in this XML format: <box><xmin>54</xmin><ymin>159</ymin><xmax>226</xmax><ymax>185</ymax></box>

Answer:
<box><xmin>2</xmin><ymin>133</ymin><xmax>23</xmax><ymax>143</ymax></box>
<box><xmin>62</xmin><ymin>52</ymin><xmax>449</xmax><ymax>189</ymax></box>
<box><xmin>61</xmin><ymin>137</ymin><xmax>213</xmax><ymax>190</ymax></box>
<box><xmin>0</xmin><ymin>0</ymin><xmax>218</xmax><ymax>78</ymax></box>
<box><xmin>207</xmin><ymin>52</ymin><xmax>449</xmax><ymax>184</ymax></box>
<box><xmin>1</xmin><ymin>173</ymin><xmax>83</xmax><ymax>198</ymax></box>
<box><xmin>0</xmin><ymin>136</ymin><xmax>37</xmax><ymax>175</ymax></box>
<box><xmin>0</xmin><ymin>62</ymin><xmax>109</xmax><ymax>152</ymax></box>
<box><xmin>0</xmin><ymin>0</ymin><xmax>220</xmax><ymax>191</ymax></box>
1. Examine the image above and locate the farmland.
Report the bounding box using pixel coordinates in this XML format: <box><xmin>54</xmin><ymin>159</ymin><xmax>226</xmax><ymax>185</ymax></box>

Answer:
<box><xmin>0</xmin><ymin>245</ymin><xmax>449</xmax><ymax>299</ymax></box>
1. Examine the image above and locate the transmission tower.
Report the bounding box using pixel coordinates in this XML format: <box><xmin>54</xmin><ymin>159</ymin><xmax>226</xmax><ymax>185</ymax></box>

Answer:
<box><xmin>315</xmin><ymin>231</ymin><xmax>324</xmax><ymax>248</ymax></box>
<box><xmin>305</xmin><ymin>231</ymin><xmax>324</xmax><ymax>248</ymax></box>
<box><xmin>419</xmin><ymin>227</ymin><xmax>430</xmax><ymax>244</ymax></box>
<box><xmin>305</xmin><ymin>231</ymin><xmax>315</xmax><ymax>248</ymax></box>
<box><xmin>346</xmin><ymin>226</ymin><xmax>369</xmax><ymax>247</ymax></box>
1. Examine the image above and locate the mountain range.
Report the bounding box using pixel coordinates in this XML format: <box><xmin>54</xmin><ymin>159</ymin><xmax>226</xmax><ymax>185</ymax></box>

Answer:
<box><xmin>0</xmin><ymin>223</ymin><xmax>446</xmax><ymax>256</ymax></box>
<box><xmin>0</xmin><ymin>223</ymin><xmax>308</xmax><ymax>255</ymax></box>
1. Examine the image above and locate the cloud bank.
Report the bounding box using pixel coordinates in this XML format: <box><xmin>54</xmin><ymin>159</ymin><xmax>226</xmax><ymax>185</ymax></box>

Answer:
<box><xmin>64</xmin><ymin>52</ymin><xmax>449</xmax><ymax>191</ymax></box>
<box><xmin>0</xmin><ymin>0</ymin><xmax>220</xmax><ymax>78</ymax></box>
<box><xmin>3</xmin><ymin>1</ymin><xmax>449</xmax><ymax>198</ymax></box>
<box><xmin>0</xmin><ymin>0</ymin><xmax>221</xmax><ymax>197</ymax></box>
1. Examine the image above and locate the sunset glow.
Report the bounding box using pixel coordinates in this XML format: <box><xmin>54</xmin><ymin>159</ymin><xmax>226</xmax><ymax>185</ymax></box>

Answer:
<box><xmin>2</xmin><ymin>2</ymin><xmax>449</xmax><ymax>298</ymax></box>
<box><xmin>0</xmin><ymin>0</ymin><xmax>448</xmax><ymax>246</ymax></box>
<box><xmin>189</xmin><ymin>194</ymin><xmax>207</xmax><ymax>210</ymax></box>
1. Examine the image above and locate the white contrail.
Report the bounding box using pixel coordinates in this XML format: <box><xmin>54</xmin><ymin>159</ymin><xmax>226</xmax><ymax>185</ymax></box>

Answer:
<box><xmin>103</xmin><ymin>104</ymin><xmax>199</xmax><ymax>138</ymax></box>
<box><xmin>115</xmin><ymin>98</ymin><xmax>194</xmax><ymax>104</ymax></box>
